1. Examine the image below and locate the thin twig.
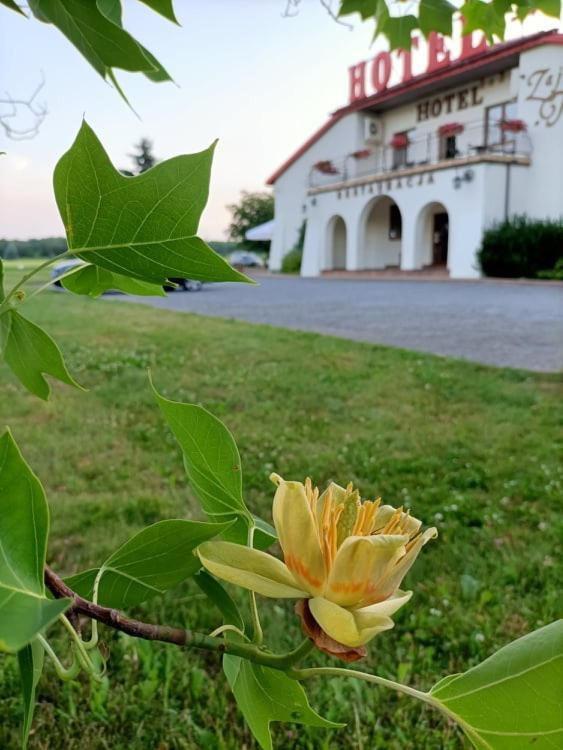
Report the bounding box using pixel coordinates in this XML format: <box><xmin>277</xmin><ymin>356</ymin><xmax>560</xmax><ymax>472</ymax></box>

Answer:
<box><xmin>44</xmin><ymin>565</ymin><xmax>313</xmax><ymax>670</ymax></box>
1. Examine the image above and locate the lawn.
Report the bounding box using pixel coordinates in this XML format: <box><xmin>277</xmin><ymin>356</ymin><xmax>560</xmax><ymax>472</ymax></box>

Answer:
<box><xmin>1</xmin><ymin>263</ymin><xmax>562</xmax><ymax>749</ymax></box>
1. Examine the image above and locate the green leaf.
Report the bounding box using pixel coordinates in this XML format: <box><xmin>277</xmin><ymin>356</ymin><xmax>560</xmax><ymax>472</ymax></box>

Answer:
<box><xmin>65</xmin><ymin>519</ymin><xmax>230</xmax><ymax>608</ymax></box>
<box><xmin>430</xmin><ymin>620</ymin><xmax>563</xmax><ymax>749</ymax></box>
<box><xmin>0</xmin><ymin>431</ymin><xmax>70</xmax><ymax>652</ymax></box>
<box><xmin>375</xmin><ymin>2</ymin><xmax>419</xmax><ymax>50</ymax></box>
<box><xmin>136</xmin><ymin>0</ymin><xmax>179</xmax><ymax>24</ymax></box>
<box><xmin>339</xmin><ymin>0</ymin><xmax>379</xmax><ymax>19</ymax></box>
<box><xmin>153</xmin><ymin>388</ymin><xmax>252</xmax><ymax>523</ymax></box>
<box><xmin>221</xmin><ymin>513</ymin><xmax>277</xmax><ymax>552</ymax></box>
<box><xmin>459</xmin><ymin>0</ymin><xmax>506</xmax><ymax>40</ymax></box>
<box><xmin>223</xmin><ymin>657</ymin><xmax>341</xmax><ymax>750</ymax></box>
<box><xmin>62</xmin><ymin>263</ymin><xmax>166</xmax><ymax>298</ymax></box>
<box><xmin>54</xmin><ymin>121</ymin><xmax>250</xmax><ymax>286</ymax></box>
<box><xmin>419</xmin><ymin>0</ymin><xmax>455</xmax><ymax>37</ymax></box>
<box><xmin>0</xmin><ymin>258</ymin><xmax>5</xmax><ymax>301</ymax></box>
<box><xmin>0</xmin><ymin>0</ymin><xmax>26</xmax><ymax>15</ymax></box>
<box><xmin>195</xmin><ymin>570</ymin><xmax>244</xmax><ymax>631</ymax></box>
<box><xmin>18</xmin><ymin>639</ymin><xmax>44</xmax><ymax>749</ymax></box>
<box><xmin>28</xmin><ymin>0</ymin><xmax>157</xmax><ymax>79</ymax></box>
<box><xmin>0</xmin><ymin>309</ymin><xmax>82</xmax><ymax>400</ymax></box>
<box><xmin>96</xmin><ymin>0</ymin><xmax>173</xmax><ymax>83</ymax></box>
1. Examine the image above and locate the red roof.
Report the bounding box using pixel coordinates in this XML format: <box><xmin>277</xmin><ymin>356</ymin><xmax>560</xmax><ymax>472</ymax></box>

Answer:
<box><xmin>266</xmin><ymin>29</ymin><xmax>562</xmax><ymax>185</ymax></box>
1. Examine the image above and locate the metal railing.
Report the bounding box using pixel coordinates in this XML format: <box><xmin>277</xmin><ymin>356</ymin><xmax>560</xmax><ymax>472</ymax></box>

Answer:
<box><xmin>308</xmin><ymin>120</ymin><xmax>532</xmax><ymax>189</ymax></box>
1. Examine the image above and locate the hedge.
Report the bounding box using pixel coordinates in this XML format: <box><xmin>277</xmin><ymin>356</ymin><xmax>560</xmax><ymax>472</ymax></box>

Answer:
<box><xmin>478</xmin><ymin>216</ymin><xmax>563</xmax><ymax>278</ymax></box>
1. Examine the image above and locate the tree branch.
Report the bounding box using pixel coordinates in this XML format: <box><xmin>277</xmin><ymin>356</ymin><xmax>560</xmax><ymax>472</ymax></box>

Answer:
<box><xmin>0</xmin><ymin>72</ymin><xmax>48</xmax><ymax>140</ymax></box>
<box><xmin>44</xmin><ymin>565</ymin><xmax>314</xmax><ymax>669</ymax></box>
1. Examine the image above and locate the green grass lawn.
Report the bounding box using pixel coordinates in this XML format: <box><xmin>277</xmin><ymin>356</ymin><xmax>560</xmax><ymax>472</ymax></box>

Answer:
<box><xmin>1</xmin><ymin>264</ymin><xmax>562</xmax><ymax>749</ymax></box>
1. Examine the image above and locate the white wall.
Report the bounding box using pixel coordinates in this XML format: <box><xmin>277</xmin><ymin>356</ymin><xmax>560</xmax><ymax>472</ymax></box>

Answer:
<box><xmin>270</xmin><ymin>114</ymin><xmax>364</xmax><ymax>270</ymax></box>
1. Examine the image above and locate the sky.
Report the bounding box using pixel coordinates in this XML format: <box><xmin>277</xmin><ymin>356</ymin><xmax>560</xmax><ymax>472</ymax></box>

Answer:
<box><xmin>0</xmin><ymin>1</ymin><xmax>559</xmax><ymax>241</ymax></box>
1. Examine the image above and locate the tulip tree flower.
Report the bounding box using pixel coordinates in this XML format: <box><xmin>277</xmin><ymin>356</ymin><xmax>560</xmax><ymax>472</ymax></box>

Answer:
<box><xmin>198</xmin><ymin>474</ymin><xmax>437</xmax><ymax>653</ymax></box>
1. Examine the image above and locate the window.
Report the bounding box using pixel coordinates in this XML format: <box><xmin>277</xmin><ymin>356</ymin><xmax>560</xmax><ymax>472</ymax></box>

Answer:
<box><xmin>485</xmin><ymin>100</ymin><xmax>517</xmax><ymax>149</ymax></box>
<box><xmin>389</xmin><ymin>204</ymin><xmax>402</xmax><ymax>240</ymax></box>
<box><xmin>440</xmin><ymin>135</ymin><xmax>458</xmax><ymax>160</ymax></box>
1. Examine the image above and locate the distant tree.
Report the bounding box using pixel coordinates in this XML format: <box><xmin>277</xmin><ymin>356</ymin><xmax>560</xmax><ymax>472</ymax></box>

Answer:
<box><xmin>2</xmin><ymin>241</ymin><xmax>18</xmax><ymax>260</ymax></box>
<box><xmin>227</xmin><ymin>191</ymin><xmax>274</xmax><ymax>254</ymax></box>
<box><xmin>126</xmin><ymin>138</ymin><xmax>158</xmax><ymax>175</ymax></box>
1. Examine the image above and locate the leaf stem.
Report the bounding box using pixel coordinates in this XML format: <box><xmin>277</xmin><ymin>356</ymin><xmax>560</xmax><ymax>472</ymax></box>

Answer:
<box><xmin>1</xmin><ymin>251</ymin><xmax>70</xmax><ymax>311</ymax></box>
<box><xmin>247</xmin><ymin>523</ymin><xmax>264</xmax><ymax>645</ymax></box>
<box><xmin>36</xmin><ymin>634</ymin><xmax>80</xmax><ymax>681</ymax></box>
<box><xmin>59</xmin><ymin>614</ymin><xmax>104</xmax><ymax>681</ymax></box>
<box><xmin>291</xmin><ymin>666</ymin><xmax>437</xmax><ymax>708</ymax></box>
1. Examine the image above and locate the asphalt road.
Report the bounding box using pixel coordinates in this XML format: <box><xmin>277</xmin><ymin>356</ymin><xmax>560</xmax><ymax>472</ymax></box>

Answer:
<box><xmin>120</xmin><ymin>276</ymin><xmax>563</xmax><ymax>371</ymax></box>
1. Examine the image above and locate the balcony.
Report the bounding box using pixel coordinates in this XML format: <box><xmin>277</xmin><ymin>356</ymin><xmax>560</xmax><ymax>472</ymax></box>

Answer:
<box><xmin>308</xmin><ymin>119</ymin><xmax>532</xmax><ymax>193</ymax></box>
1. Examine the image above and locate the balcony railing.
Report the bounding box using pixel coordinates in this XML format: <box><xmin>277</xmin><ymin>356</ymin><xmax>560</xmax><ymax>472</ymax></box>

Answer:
<box><xmin>308</xmin><ymin>120</ymin><xmax>532</xmax><ymax>189</ymax></box>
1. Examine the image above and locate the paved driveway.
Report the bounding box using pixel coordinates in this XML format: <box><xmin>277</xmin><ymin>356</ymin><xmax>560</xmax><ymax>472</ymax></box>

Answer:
<box><xmin>121</xmin><ymin>276</ymin><xmax>563</xmax><ymax>371</ymax></box>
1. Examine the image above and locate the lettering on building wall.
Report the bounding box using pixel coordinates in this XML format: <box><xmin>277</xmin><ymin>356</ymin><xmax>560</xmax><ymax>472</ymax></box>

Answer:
<box><xmin>416</xmin><ymin>84</ymin><xmax>484</xmax><ymax>122</ymax></box>
<box><xmin>526</xmin><ymin>67</ymin><xmax>563</xmax><ymax>127</ymax></box>
<box><xmin>349</xmin><ymin>29</ymin><xmax>488</xmax><ymax>104</ymax></box>
<box><xmin>336</xmin><ymin>172</ymin><xmax>436</xmax><ymax>199</ymax></box>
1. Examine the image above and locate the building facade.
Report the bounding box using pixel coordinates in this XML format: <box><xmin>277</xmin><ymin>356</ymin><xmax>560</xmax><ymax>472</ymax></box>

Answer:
<box><xmin>267</xmin><ymin>30</ymin><xmax>563</xmax><ymax>278</ymax></box>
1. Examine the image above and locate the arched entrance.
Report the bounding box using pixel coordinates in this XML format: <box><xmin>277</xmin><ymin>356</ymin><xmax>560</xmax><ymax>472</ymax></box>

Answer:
<box><xmin>361</xmin><ymin>196</ymin><xmax>402</xmax><ymax>269</ymax></box>
<box><xmin>325</xmin><ymin>215</ymin><xmax>347</xmax><ymax>270</ymax></box>
<box><xmin>416</xmin><ymin>202</ymin><xmax>449</xmax><ymax>268</ymax></box>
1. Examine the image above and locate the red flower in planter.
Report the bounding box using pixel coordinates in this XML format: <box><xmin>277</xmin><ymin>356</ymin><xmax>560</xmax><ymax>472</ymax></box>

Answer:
<box><xmin>349</xmin><ymin>148</ymin><xmax>372</xmax><ymax>159</ymax></box>
<box><xmin>390</xmin><ymin>133</ymin><xmax>409</xmax><ymax>149</ymax></box>
<box><xmin>314</xmin><ymin>160</ymin><xmax>339</xmax><ymax>175</ymax></box>
<box><xmin>499</xmin><ymin>118</ymin><xmax>527</xmax><ymax>133</ymax></box>
<box><xmin>438</xmin><ymin>122</ymin><xmax>464</xmax><ymax>137</ymax></box>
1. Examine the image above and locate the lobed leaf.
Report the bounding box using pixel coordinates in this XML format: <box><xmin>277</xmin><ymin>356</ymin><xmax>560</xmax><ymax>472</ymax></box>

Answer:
<box><xmin>18</xmin><ymin>639</ymin><xmax>45</xmax><ymax>749</ymax></box>
<box><xmin>65</xmin><ymin>519</ymin><xmax>231</xmax><ymax>608</ymax></box>
<box><xmin>0</xmin><ymin>431</ymin><xmax>70</xmax><ymax>652</ymax></box>
<box><xmin>53</xmin><ymin>121</ymin><xmax>250</xmax><ymax>286</ymax></box>
<box><xmin>62</xmin><ymin>263</ymin><xmax>166</xmax><ymax>298</ymax></box>
<box><xmin>419</xmin><ymin>0</ymin><xmax>456</xmax><ymax>37</ymax></box>
<box><xmin>223</xmin><ymin>657</ymin><xmax>341</xmax><ymax>750</ymax></box>
<box><xmin>430</xmin><ymin>620</ymin><xmax>563</xmax><ymax>749</ymax></box>
<box><xmin>0</xmin><ymin>309</ymin><xmax>82</xmax><ymax>400</ymax></box>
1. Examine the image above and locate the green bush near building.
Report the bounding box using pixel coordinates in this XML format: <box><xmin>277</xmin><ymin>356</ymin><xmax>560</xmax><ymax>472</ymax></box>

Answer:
<box><xmin>478</xmin><ymin>216</ymin><xmax>563</xmax><ymax>279</ymax></box>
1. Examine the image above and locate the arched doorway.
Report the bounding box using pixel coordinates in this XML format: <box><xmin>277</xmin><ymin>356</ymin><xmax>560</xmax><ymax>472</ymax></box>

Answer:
<box><xmin>361</xmin><ymin>196</ymin><xmax>402</xmax><ymax>269</ymax></box>
<box><xmin>416</xmin><ymin>202</ymin><xmax>449</xmax><ymax>268</ymax></box>
<box><xmin>325</xmin><ymin>215</ymin><xmax>347</xmax><ymax>270</ymax></box>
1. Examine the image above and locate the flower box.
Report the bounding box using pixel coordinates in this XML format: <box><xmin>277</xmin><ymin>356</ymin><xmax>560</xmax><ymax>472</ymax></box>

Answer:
<box><xmin>390</xmin><ymin>133</ymin><xmax>409</xmax><ymax>149</ymax></box>
<box><xmin>349</xmin><ymin>148</ymin><xmax>372</xmax><ymax>159</ymax></box>
<box><xmin>438</xmin><ymin>122</ymin><xmax>464</xmax><ymax>137</ymax></box>
<box><xmin>313</xmin><ymin>160</ymin><xmax>339</xmax><ymax>175</ymax></box>
<box><xmin>499</xmin><ymin>118</ymin><xmax>527</xmax><ymax>133</ymax></box>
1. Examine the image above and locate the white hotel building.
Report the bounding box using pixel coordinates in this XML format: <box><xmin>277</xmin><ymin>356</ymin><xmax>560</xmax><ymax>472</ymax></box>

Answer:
<box><xmin>267</xmin><ymin>29</ymin><xmax>563</xmax><ymax>278</ymax></box>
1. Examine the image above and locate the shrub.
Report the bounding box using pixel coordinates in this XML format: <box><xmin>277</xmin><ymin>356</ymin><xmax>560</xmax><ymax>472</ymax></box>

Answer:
<box><xmin>281</xmin><ymin>246</ymin><xmax>302</xmax><ymax>273</ymax></box>
<box><xmin>478</xmin><ymin>216</ymin><xmax>563</xmax><ymax>278</ymax></box>
<box><xmin>281</xmin><ymin>220</ymin><xmax>306</xmax><ymax>274</ymax></box>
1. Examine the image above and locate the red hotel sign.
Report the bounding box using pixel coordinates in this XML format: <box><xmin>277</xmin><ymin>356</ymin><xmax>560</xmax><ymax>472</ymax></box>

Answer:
<box><xmin>349</xmin><ymin>30</ymin><xmax>488</xmax><ymax>104</ymax></box>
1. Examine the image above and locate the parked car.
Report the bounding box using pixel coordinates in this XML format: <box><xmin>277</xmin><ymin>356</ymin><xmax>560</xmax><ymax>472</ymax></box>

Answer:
<box><xmin>228</xmin><ymin>250</ymin><xmax>266</xmax><ymax>268</ymax></box>
<box><xmin>51</xmin><ymin>259</ymin><xmax>83</xmax><ymax>286</ymax></box>
<box><xmin>51</xmin><ymin>261</ymin><xmax>202</xmax><ymax>292</ymax></box>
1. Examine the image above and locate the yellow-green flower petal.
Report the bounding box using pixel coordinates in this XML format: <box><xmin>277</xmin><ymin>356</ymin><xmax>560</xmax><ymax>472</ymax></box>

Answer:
<box><xmin>353</xmin><ymin>589</ymin><xmax>412</xmax><ymax>621</ymax></box>
<box><xmin>367</xmin><ymin>526</ymin><xmax>438</xmax><ymax>604</ymax></box>
<box><xmin>198</xmin><ymin>541</ymin><xmax>308</xmax><ymax>598</ymax></box>
<box><xmin>326</xmin><ymin>534</ymin><xmax>409</xmax><ymax>607</ymax></box>
<box><xmin>309</xmin><ymin>596</ymin><xmax>395</xmax><ymax>647</ymax></box>
<box><xmin>271</xmin><ymin>476</ymin><xmax>326</xmax><ymax>596</ymax></box>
